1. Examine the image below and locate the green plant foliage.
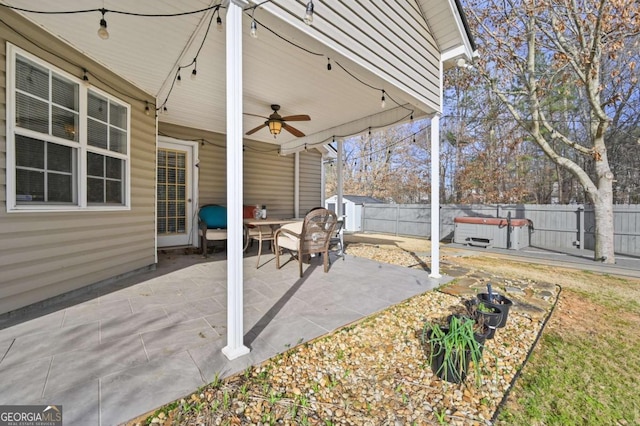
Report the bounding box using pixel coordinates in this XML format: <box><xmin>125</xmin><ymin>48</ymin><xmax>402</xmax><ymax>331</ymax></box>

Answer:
<box><xmin>422</xmin><ymin>316</ymin><xmax>484</xmax><ymax>384</ymax></box>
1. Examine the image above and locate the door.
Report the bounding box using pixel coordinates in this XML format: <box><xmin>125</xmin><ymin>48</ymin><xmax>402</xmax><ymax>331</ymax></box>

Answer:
<box><xmin>157</xmin><ymin>138</ymin><xmax>198</xmax><ymax>247</ymax></box>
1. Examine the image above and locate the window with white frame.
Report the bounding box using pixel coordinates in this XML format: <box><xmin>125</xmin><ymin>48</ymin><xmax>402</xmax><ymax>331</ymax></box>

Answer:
<box><xmin>7</xmin><ymin>44</ymin><xmax>130</xmax><ymax>211</ymax></box>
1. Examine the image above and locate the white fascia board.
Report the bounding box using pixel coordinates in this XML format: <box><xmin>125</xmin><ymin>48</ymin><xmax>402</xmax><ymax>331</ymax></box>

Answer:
<box><xmin>441</xmin><ymin>45</ymin><xmax>471</xmax><ymax>63</ymax></box>
<box><xmin>446</xmin><ymin>0</ymin><xmax>476</xmax><ymax>56</ymax></box>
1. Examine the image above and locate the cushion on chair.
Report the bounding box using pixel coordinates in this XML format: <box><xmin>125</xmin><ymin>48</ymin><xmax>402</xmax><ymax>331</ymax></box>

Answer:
<box><xmin>276</xmin><ymin>221</ymin><xmax>303</xmax><ymax>251</ymax></box>
<box><xmin>204</xmin><ymin>229</ymin><xmax>227</xmax><ymax>240</ymax></box>
<box><xmin>243</xmin><ymin>205</ymin><xmax>256</xmax><ymax>219</ymax></box>
<box><xmin>281</xmin><ymin>221</ymin><xmax>303</xmax><ymax>234</ymax></box>
<box><xmin>199</xmin><ymin>205</ymin><xmax>227</xmax><ymax>229</ymax></box>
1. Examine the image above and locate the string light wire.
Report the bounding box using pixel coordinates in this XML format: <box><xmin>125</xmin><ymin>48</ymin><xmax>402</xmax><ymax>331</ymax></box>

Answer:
<box><xmin>3</xmin><ymin>2</ymin><xmax>420</xmax><ymax>138</ymax></box>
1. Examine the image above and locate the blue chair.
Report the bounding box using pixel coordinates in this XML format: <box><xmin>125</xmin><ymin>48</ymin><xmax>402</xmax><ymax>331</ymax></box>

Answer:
<box><xmin>198</xmin><ymin>204</ymin><xmax>228</xmax><ymax>257</ymax></box>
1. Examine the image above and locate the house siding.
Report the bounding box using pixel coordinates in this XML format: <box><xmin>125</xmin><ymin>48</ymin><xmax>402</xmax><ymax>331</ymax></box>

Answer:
<box><xmin>158</xmin><ymin>123</ymin><xmax>298</xmax><ymax>218</ymax></box>
<box><xmin>299</xmin><ymin>150</ymin><xmax>322</xmax><ymax>214</ymax></box>
<box><xmin>269</xmin><ymin>0</ymin><xmax>441</xmax><ymax>111</ymax></box>
<box><xmin>0</xmin><ymin>10</ymin><xmax>157</xmax><ymax>314</ymax></box>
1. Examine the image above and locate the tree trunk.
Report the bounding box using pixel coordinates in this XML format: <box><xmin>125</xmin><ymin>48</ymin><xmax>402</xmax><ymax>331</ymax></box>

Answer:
<box><xmin>591</xmin><ymin>179</ymin><xmax>616</xmax><ymax>264</ymax></box>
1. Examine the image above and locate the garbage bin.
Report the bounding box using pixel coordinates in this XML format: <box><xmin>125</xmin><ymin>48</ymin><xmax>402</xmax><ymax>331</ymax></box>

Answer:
<box><xmin>453</xmin><ymin>217</ymin><xmax>530</xmax><ymax>250</ymax></box>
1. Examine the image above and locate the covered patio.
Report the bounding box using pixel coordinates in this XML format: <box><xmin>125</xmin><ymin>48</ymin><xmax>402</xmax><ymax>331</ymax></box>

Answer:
<box><xmin>0</xmin><ymin>0</ymin><xmax>474</xmax><ymax>361</ymax></box>
<box><xmin>0</xmin><ymin>248</ymin><xmax>450</xmax><ymax>425</ymax></box>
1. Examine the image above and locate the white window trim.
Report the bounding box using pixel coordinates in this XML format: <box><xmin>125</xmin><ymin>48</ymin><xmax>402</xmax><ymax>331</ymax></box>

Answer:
<box><xmin>5</xmin><ymin>43</ymin><xmax>131</xmax><ymax>213</ymax></box>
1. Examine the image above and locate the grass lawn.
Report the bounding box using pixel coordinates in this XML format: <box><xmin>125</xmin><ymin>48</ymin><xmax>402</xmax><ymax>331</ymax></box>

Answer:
<box><xmin>454</xmin><ymin>257</ymin><xmax>640</xmax><ymax>426</ymax></box>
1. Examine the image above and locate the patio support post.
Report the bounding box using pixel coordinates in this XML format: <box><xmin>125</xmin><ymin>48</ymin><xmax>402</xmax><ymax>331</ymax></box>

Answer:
<box><xmin>429</xmin><ymin>114</ymin><xmax>441</xmax><ymax>278</ymax></box>
<box><xmin>337</xmin><ymin>139</ymin><xmax>344</xmax><ymax>217</ymax></box>
<box><xmin>295</xmin><ymin>152</ymin><xmax>300</xmax><ymax>218</ymax></box>
<box><xmin>222</xmin><ymin>0</ymin><xmax>250</xmax><ymax>360</ymax></box>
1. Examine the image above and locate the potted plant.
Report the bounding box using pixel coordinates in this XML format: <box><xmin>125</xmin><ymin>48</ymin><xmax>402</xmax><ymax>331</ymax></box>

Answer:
<box><xmin>465</xmin><ymin>299</ymin><xmax>502</xmax><ymax>339</ymax></box>
<box><xmin>422</xmin><ymin>315</ymin><xmax>485</xmax><ymax>384</ymax></box>
<box><xmin>477</xmin><ymin>283</ymin><xmax>513</xmax><ymax>328</ymax></box>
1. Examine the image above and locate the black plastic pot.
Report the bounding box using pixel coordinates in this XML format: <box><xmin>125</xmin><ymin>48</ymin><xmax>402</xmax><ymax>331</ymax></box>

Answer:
<box><xmin>474</xmin><ymin>323</ymin><xmax>490</xmax><ymax>354</ymax></box>
<box><xmin>477</xmin><ymin>293</ymin><xmax>513</xmax><ymax>328</ymax></box>
<box><xmin>428</xmin><ymin>320</ymin><xmax>487</xmax><ymax>383</ymax></box>
<box><xmin>476</xmin><ymin>305</ymin><xmax>502</xmax><ymax>338</ymax></box>
<box><xmin>431</xmin><ymin>339</ymin><xmax>470</xmax><ymax>383</ymax></box>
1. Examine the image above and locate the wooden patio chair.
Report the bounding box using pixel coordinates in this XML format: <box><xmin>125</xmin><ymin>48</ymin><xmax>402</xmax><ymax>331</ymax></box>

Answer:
<box><xmin>329</xmin><ymin>216</ymin><xmax>345</xmax><ymax>261</ymax></box>
<box><xmin>274</xmin><ymin>208</ymin><xmax>338</xmax><ymax>277</ymax></box>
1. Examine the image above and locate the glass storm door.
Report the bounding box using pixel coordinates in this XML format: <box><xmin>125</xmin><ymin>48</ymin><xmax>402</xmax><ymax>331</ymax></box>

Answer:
<box><xmin>157</xmin><ymin>140</ymin><xmax>196</xmax><ymax>247</ymax></box>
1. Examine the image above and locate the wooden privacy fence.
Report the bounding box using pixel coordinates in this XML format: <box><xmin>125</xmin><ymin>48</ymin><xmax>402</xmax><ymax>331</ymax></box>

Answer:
<box><xmin>361</xmin><ymin>204</ymin><xmax>640</xmax><ymax>257</ymax></box>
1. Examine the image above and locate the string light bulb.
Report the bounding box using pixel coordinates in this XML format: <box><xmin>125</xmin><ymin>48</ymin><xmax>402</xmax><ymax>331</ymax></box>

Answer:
<box><xmin>144</xmin><ymin>101</ymin><xmax>150</xmax><ymax>116</ymax></box>
<box><xmin>250</xmin><ymin>20</ymin><xmax>258</xmax><ymax>38</ymax></box>
<box><xmin>82</xmin><ymin>69</ymin><xmax>89</xmax><ymax>84</ymax></box>
<box><xmin>191</xmin><ymin>62</ymin><xmax>197</xmax><ymax>80</ymax></box>
<box><xmin>380</xmin><ymin>90</ymin><xmax>386</xmax><ymax>108</ymax></box>
<box><xmin>97</xmin><ymin>9</ymin><xmax>109</xmax><ymax>40</ymax></box>
<box><xmin>304</xmin><ymin>0</ymin><xmax>314</xmax><ymax>25</ymax></box>
<box><xmin>327</xmin><ymin>58</ymin><xmax>332</xmax><ymax>71</ymax></box>
<box><xmin>176</xmin><ymin>70</ymin><xmax>182</xmax><ymax>85</ymax></box>
<box><xmin>216</xmin><ymin>11</ymin><xmax>223</xmax><ymax>32</ymax></box>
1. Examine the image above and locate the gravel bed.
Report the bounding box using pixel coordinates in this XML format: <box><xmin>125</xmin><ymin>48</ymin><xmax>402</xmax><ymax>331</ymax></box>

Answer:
<box><xmin>135</xmin><ymin>244</ymin><xmax>554</xmax><ymax>426</ymax></box>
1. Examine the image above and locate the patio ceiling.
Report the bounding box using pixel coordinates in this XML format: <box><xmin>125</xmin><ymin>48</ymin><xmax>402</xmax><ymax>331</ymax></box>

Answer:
<box><xmin>3</xmin><ymin>0</ymin><xmax>472</xmax><ymax>152</ymax></box>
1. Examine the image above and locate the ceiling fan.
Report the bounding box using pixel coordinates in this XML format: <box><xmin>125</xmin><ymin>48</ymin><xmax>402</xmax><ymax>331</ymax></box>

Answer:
<box><xmin>245</xmin><ymin>104</ymin><xmax>311</xmax><ymax>137</ymax></box>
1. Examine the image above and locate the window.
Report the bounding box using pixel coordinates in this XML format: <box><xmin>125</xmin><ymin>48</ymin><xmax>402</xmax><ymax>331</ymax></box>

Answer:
<box><xmin>6</xmin><ymin>44</ymin><xmax>130</xmax><ymax>211</ymax></box>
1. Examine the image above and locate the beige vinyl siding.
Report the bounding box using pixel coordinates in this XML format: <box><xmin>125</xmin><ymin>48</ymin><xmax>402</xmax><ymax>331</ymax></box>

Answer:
<box><xmin>159</xmin><ymin>123</ymin><xmax>298</xmax><ymax>218</ymax></box>
<box><xmin>299</xmin><ymin>150</ymin><xmax>322</xmax><ymax>214</ymax></box>
<box><xmin>159</xmin><ymin>122</ymin><xmax>227</xmax><ymax>207</ymax></box>
<box><xmin>1</xmin><ymin>45</ymin><xmax>5</xmax><ymax>202</ymax></box>
<box><xmin>269</xmin><ymin>0</ymin><xmax>441</xmax><ymax>111</ymax></box>
<box><xmin>0</xmin><ymin>10</ymin><xmax>157</xmax><ymax>314</ymax></box>
<box><xmin>244</xmin><ymin>143</ymin><xmax>295</xmax><ymax>218</ymax></box>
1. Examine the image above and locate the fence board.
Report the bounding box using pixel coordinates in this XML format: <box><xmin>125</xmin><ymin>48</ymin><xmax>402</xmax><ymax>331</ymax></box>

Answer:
<box><xmin>361</xmin><ymin>204</ymin><xmax>640</xmax><ymax>256</ymax></box>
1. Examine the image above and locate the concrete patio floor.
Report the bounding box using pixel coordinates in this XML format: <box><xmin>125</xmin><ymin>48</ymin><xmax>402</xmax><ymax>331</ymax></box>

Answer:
<box><xmin>0</xmin><ymin>247</ymin><xmax>450</xmax><ymax>425</ymax></box>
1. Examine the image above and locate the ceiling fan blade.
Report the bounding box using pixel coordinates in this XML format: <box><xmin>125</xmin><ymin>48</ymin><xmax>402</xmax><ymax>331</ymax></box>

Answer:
<box><xmin>246</xmin><ymin>123</ymin><xmax>266</xmax><ymax>135</ymax></box>
<box><xmin>281</xmin><ymin>114</ymin><xmax>311</xmax><ymax>122</ymax></box>
<box><xmin>283</xmin><ymin>124</ymin><xmax>305</xmax><ymax>137</ymax></box>
<box><xmin>244</xmin><ymin>112</ymin><xmax>269</xmax><ymax>119</ymax></box>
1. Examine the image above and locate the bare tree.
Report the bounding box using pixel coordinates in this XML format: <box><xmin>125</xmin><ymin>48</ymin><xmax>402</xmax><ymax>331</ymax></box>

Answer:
<box><xmin>324</xmin><ymin>123</ymin><xmax>430</xmax><ymax>203</ymax></box>
<box><xmin>463</xmin><ymin>0</ymin><xmax>640</xmax><ymax>263</ymax></box>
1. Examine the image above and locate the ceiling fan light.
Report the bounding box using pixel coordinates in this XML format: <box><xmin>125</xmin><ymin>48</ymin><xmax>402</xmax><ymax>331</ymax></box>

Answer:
<box><xmin>268</xmin><ymin>120</ymin><xmax>283</xmax><ymax>136</ymax></box>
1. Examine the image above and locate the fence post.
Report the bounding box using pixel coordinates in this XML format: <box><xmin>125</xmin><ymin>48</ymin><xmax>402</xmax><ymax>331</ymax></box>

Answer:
<box><xmin>396</xmin><ymin>204</ymin><xmax>400</xmax><ymax>236</ymax></box>
<box><xmin>578</xmin><ymin>205</ymin><xmax>585</xmax><ymax>250</ymax></box>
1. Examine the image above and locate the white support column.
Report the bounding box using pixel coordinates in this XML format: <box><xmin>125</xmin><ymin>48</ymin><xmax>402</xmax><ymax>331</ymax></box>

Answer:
<box><xmin>429</xmin><ymin>114</ymin><xmax>441</xmax><ymax>278</ymax></box>
<box><xmin>294</xmin><ymin>152</ymin><xmax>300</xmax><ymax>218</ymax></box>
<box><xmin>336</xmin><ymin>139</ymin><xmax>344</xmax><ymax>217</ymax></box>
<box><xmin>320</xmin><ymin>157</ymin><xmax>326</xmax><ymax>207</ymax></box>
<box><xmin>222</xmin><ymin>0</ymin><xmax>250</xmax><ymax>360</ymax></box>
